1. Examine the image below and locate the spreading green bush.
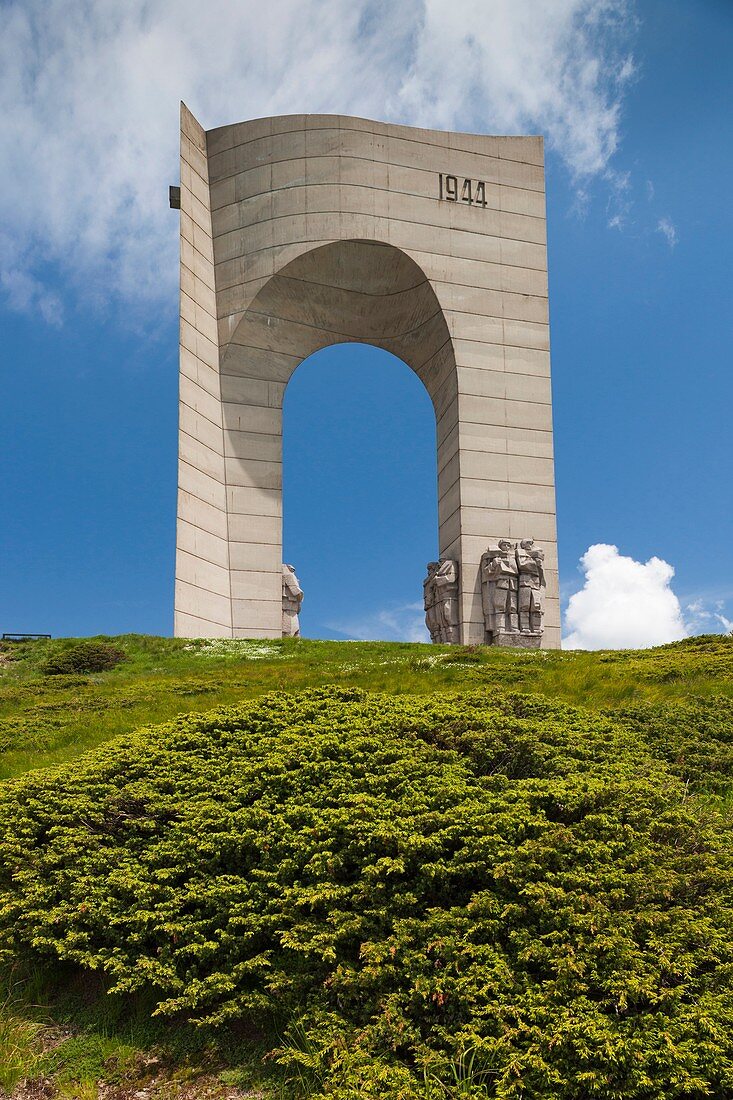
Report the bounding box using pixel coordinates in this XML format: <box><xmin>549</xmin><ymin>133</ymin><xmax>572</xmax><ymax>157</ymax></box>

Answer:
<box><xmin>41</xmin><ymin>640</ymin><xmax>126</xmax><ymax>676</ymax></box>
<box><xmin>1</xmin><ymin>688</ymin><xmax>733</xmax><ymax>1098</ymax></box>
<box><xmin>610</xmin><ymin>695</ymin><xmax>733</xmax><ymax>795</ymax></box>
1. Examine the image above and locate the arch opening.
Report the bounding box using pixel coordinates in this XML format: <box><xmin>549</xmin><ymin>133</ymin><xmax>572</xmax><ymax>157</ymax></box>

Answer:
<box><xmin>282</xmin><ymin>342</ymin><xmax>437</xmax><ymax>640</ymax></box>
<box><xmin>219</xmin><ymin>240</ymin><xmax>461</xmax><ymax>640</ymax></box>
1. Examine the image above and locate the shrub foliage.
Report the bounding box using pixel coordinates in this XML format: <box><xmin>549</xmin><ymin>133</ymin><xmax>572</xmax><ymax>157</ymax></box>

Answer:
<box><xmin>1</xmin><ymin>688</ymin><xmax>733</xmax><ymax>1097</ymax></box>
<box><xmin>610</xmin><ymin>695</ymin><xmax>733</xmax><ymax>795</ymax></box>
<box><xmin>41</xmin><ymin>640</ymin><xmax>126</xmax><ymax>676</ymax></box>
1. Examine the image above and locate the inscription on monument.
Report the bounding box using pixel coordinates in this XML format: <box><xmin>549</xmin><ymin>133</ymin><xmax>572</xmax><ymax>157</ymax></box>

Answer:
<box><xmin>438</xmin><ymin>173</ymin><xmax>487</xmax><ymax>207</ymax></box>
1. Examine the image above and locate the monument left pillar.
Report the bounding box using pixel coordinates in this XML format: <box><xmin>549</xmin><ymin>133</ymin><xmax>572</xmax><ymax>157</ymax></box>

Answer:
<box><xmin>174</xmin><ymin>104</ymin><xmax>233</xmax><ymax>637</ymax></box>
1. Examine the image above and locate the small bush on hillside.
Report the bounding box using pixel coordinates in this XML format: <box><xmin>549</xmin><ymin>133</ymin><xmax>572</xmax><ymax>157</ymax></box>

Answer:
<box><xmin>441</xmin><ymin>646</ymin><xmax>485</xmax><ymax>664</ymax></box>
<box><xmin>41</xmin><ymin>641</ymin><xmax>126</xmax><ymax>676</ymax></box>
<box><xmin>1</xmin><ymin>688</ymin><xmax>733</xmax><ymax>1098</ymax></box>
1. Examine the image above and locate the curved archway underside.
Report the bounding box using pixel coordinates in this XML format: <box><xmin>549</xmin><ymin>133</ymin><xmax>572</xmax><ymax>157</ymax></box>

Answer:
<box><xmin>175</xmin><ymin>107</ymin><xmax>560</xmax><ymax>645</ymax></box>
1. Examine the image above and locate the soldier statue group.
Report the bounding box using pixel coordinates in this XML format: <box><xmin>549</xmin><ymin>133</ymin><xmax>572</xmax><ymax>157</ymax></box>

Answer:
<box><xmin>423</xmin><ymin>538</ymin><xmax>546</xmax><ymax>647</ymax></box>
<box><xmin>481</xmin><ymin>538</ymin><xmax>545</xmax><ymax>644</ymax></box>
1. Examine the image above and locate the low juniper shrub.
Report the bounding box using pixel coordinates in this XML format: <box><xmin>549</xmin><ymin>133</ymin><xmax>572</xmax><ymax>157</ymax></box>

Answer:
<box><xmin>1</xmin><ymin>688</ymin><xmax>733</xmax><ymax>1097</ymax></box>
<box><xmin>41</xmin><ymin>641</ymin><xmax>126</xmax><ymax>676</ymax></box>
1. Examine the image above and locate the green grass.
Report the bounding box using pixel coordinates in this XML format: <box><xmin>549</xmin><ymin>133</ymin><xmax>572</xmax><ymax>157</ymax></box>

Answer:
<box><xmin>0</xmin><ymin>970</ymin><xmax>46</xmax><ymax>1092</ymax></box>
<box><xmin>0</xmin><ymin>958</ymin><xmax>278</xmax><ymax>1096</ymax></box>
<box><xmin>1</xmin><ymin>632</ymin><xmax>731</xmax><ymax>782</ymax></box>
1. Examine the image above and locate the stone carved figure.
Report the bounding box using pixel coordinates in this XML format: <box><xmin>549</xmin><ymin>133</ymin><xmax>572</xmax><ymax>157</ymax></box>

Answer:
<box><xmin>480</xmin><ymin>539</ymin><xmax>545</xmax><ymax>647</ymax></box>
<box><xmin>423</xmin><ymin>561</ymin><xmax>441</xmax><ymax>643</ymax></box>
<box><xmin>516</xmin><ymin>538</ymin><xmax>545</xmax><ymax>636</ymax></box>
<box><xmin>481</xmin><ymin>539</ymin><xmax>519</xmax><ymax>641</ymax></box>
<box><xmin>435</xmin><ymin>559</ymin><xmax>459</xmax><ymax>644</ymax></box>
<box><xmin>282</xmin><ymin>563</ymin><xmax>303</xmax><ymax>638</ymax></box>
<box><xmin>424</xmin><ymin>559</ymin><xmax>459</xmax><ymax>644</ymax></box>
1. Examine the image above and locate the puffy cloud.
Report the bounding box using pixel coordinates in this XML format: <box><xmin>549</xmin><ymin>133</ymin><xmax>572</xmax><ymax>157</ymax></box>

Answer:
<box><xmin>0</xmin><ymin>0</ymin><xmax>635</xmax><ymax>317</ymax></box>
<box><xmin>563</xmin><ymin>543</ymin><xmax>688</xmax><ymax>650</ymax></box>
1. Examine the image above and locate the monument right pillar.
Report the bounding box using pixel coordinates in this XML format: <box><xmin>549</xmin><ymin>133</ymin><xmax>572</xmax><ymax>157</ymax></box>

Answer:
<box><xmin>439</xmin><ymin>217</ymin><xmax>559</xmax><ymax>648</ymax></box>
<box><xmin>452</xmin><ymin>325</ymin><xmax>559</xmax><ymax>647</ymax></box>
<box><xmin>426</xmin><ymin>141</ymin><xmax>559</xmax><ymax>649</ymax></box>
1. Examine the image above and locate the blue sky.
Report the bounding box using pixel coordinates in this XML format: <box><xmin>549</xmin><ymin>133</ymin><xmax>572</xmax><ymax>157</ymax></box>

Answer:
<box><xmin>1</xmin><ymin>0</ymin><xmax>731</xmax><ymax>645</ymax></box>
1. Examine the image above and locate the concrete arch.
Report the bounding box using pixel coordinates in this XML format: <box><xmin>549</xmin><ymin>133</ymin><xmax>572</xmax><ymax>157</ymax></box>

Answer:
<box><xmin>174</xmin><ymin>105</ymin><xmax>560</xmax><ymax>645</ymax></box>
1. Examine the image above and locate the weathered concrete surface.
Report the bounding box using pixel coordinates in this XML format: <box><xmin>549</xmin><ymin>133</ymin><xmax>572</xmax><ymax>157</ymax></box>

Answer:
<box><xmin>175</xmin><ymin>105</ymin><xmax>560</xmax><ymax>647</ymax></box>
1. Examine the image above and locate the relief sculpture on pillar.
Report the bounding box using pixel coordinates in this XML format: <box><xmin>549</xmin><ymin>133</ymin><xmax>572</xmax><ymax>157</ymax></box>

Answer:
<box><xmin>481</xmin><ymin>539</ymin><xmax>545</xmax><ymax>648</ymax></box>
<box><xmin>424</xmin><ymin>559</ymin><xmax>459</xmax><ymax>644</ymax></box>
<box><xmin>282</xmin><ymin>564</ymin><xmax>303</xmax><ymax>638</ymax></box>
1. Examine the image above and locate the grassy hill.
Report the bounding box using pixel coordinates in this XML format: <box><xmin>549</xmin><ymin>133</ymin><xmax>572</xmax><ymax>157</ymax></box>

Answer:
<box><xmin>0</xmin><ymin>632</ymin><xmax>732</xmax><ymax>1099</ymax></box>
<box><xmin>2</xmin><ymin>632</ymin><xmax>732</xmax><ymax>782</ymax></box>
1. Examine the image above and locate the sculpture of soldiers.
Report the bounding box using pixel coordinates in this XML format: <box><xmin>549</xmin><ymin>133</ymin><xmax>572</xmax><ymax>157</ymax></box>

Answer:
<box><xmin>282</xmin><ymin>563</ymin><xmax>304</xmax><ymax>638</ymax></box>
<box><xmin>423</xmin><ymin>561</ymin><xmax>441</xmax><ymax>643</ymax></box>
<box><xmin>480</xmin><ymin>539</ymin><xmax>519</xmax><ymax>639</ymax></box>
<box><xmin>516</xmin><ymin>539</ymin><xmax>545</xmax><ymax>635</ymax></box>
<box><xmin>434</xmin><ymin>559</ymin><xmax>459</xmax><ymax>644</ymax></box>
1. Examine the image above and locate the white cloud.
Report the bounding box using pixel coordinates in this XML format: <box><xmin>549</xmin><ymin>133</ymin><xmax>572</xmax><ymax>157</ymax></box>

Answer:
<box><xmin>398</xmin><ymin>0</ymin><xmax>635</xmax><ymax>177</ymax></box>
<box><xmin>683</xmin><ymin>600</ymin><xmax>712</xmax><ymax>636</ymax></box>
<box><xmin>329</xmin><ymin>602</ymin><xmax>429</xmax><ymax>643</ymax></box>
<box><xmin>657</xmin><ymin>216</ymin><xmax>678</xmax><ymax>247</ymax></box>
<box><xmin>605</xmin><ymin>166</ymin><xmax>632</xmax><ymax>229</ymax></box>
<box><xmin>0</xmin><ymin>268</ymin><xmax>63</xmax><ymax>326</ymax></box>
<box><xmin>0</xmin><ymin>0</ymin><xmax>635</xmax><ymax>319</ymax></box>
<box><xmin>678</xmin><ymin>595</ymin><xmax>733</xmax><ymax>637</ymax></box>
<box><xmin>673</xmin><ymin>594</ymin><xmax>730</xmax><ymax>638</ymax></box>
<box><xmin>685</xmin><ymin>598</ymin><xmax>710</xmax><ymax>622</ymax></box>
<box><xmin>563</xmin><ymin>543</ymin><xmax>688</xmax><ymax>650</ymax></box>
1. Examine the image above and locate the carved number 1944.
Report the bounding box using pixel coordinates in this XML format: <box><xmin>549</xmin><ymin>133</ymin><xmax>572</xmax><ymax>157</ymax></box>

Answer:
<box><xmin>438</xmin><ymin>173</ymin><xmax>487</xmax><ymax>207</ymax></box>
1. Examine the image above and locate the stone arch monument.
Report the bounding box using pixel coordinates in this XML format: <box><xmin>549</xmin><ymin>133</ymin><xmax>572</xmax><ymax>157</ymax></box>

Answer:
<box><xmin>174</xmin><ymin>104</ymin><xmax>560</xmax><ymax>647</ymax></box>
